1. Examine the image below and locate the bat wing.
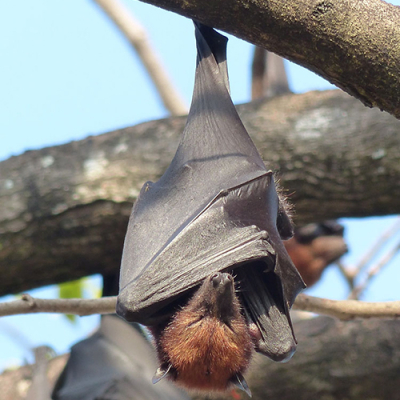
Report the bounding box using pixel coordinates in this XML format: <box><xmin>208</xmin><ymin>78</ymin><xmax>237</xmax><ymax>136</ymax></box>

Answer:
<box><xmin>117</xmin><ymin>22</ymin><xmax>305</xmax><ymax>359</ymax></box>
<box><xmin>52</xmin><ymin>315</ymin><xmax>190</xmax><ymax>400</ymax></box>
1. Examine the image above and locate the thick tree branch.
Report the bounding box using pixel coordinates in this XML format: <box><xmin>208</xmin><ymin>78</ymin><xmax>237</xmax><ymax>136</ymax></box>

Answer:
<box><xmin>198</xmin><ymin>317</ymin><xmax>400</xmax><ymax>400</ymax></box>
<box><xmin>136</xmin><ymin>0</ymin><xmax>400</xmax><ymax>118</ymax></box>
<box><xmin>0</xmin><ymin>90</ymin><xmax>399</xmax><ymax>296</ymax></box>
<box><xmin>3</xmin><ymin>317</ymin><xmax>400</xmax><ymax>400</ymax></box>
<box><xmin>2</xmin><ymin>294</ymin><xmax>400</xmax><ymax>321</ymax></box>
<box><xmin>0</xmin><ymin>354</ymin><xmax>68</xmax><ymax>400</ymax></box>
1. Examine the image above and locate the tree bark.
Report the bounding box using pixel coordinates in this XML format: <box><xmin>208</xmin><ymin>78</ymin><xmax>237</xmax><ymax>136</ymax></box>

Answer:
<box><xmin>2</xmin><ymin>317</ymin><xmax>400</xmax><ymax>400</ymax></box>
<box><xmin>195</xmin><ymin>316</ymin><xmax>400</xmax><ymax>400</ymax></box>
<box><xmin>137</xmin><ymin>0</ymin><xmax>400</xmax><ymax>119</ymax></box>
<box><xmin>0</xmin><ymin>90</ymin><xmax>399</xmax><ymax>296</ymax></box>
<box><xmin>0</xmin><ymin>354</ymin><xmax>67</xmax><ymax>400</ymax></box>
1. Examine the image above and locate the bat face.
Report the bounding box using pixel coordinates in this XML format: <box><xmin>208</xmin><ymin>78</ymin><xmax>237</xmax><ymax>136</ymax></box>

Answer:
<box><xmin>150</xmin><ymin>273</ymin><xmax>253</xmax><ymax>394</ymax></box>
<box><xmin>117</xmin><ymin>21</ymin><xmax>305</xmax><ymax>393</ymax></box>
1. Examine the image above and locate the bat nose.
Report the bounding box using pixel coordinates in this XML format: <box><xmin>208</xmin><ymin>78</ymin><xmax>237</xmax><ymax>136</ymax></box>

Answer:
<box><xmin>211</xmin><ymin>272</ymin><xmax>233</xmax><ymax>288</ymax></box>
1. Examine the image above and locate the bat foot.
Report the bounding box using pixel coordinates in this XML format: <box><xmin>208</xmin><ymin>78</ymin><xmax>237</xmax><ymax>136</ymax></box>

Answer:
<box><xmin>230</xmin><ymin>372</ymin><xmax>252</xmax><ymax>397</ymax></box>
<box><xmin>152</xmin><ymin>363</ymin><xmax>174</xmax><ymax>384</ymax></box>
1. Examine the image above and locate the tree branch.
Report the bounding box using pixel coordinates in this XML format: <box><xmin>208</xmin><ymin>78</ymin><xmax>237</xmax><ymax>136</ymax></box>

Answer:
<box><xmin>1</xmin><ymin>90</ymin><xmax>399</xmax><ymax>296</ymax></box>
<box><xmin>3</xmin><ymin>317</ymin><xmax>400</xmax><ymax>400</ymax></box>
<box><xmin>0</xmin><ymin>294</ymin><xmax>116</xmax><ymax>317</ymax></box>
<box><xmin>93</xmin><ymin>0</ymin><xmax>188</xmax><ymax>115</ymax></box>
<box><xmin>2</xmin><ymin>294</ymin><xmax>400</xmax><ymax>321</ymax></box>
<box><xmin>335</xmin><ymin>260</ymin><xmax>355</xmax><ymax>290</ymax></box>
<box><xmin>349</xmin><ymin>240</ymin><xmax>400</xmax><ymax>300</ymax></box>
<box><xmin>202</xmin><ymin>317</ymin><xmax>400</xmax><ymax>400</ymax></box>
<box><xmin>352</xmin><ymin>217</ymin><xmax>400</xmax><ymax>276</ymax></box>
<box><xmin>136</xmin><ymin>0</ymin><xmax>400</xmax><ymax>118</ymax></box>
<box><xmin>293</xmin><ymin>294</ymin><xmax>400</xmax><ymax>320</ymax></box>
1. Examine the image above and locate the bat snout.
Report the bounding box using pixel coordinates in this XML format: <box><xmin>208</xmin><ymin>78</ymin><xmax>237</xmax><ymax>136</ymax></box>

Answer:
<box><xmin>202</xmin><ymin>273</ymin><xmax>237</xmax><ymax>321</ymax></box>
<box><xmin>211</xmin><ymin>272</ymin><xmax>233</xmax><ymax>288</ymax></box>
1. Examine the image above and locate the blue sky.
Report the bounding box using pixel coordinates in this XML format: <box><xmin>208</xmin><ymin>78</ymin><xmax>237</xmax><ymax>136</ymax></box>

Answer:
<box><xmin>0</xmin><ymin>0</ymin><xmax>399</xmax><ymax>371</ymax></box>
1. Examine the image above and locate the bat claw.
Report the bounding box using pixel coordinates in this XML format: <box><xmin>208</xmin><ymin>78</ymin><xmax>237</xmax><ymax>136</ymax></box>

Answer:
<box><xmin>231</xmin><ymin>372</ymin><xmax>252</xmax><ymax>397</ymax></box>
<box><xmin>152</xmin><ymin>363</ymin><xmax>173</xmax><ymax>384</ymax></box>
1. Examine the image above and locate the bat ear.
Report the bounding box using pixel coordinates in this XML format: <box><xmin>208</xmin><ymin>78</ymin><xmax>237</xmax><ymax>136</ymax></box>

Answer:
<box><xmin>152</xmin><ymin>363</ymin><xmax>174</xmax><ymax>384</ymax></box>
<box><xmin>230</xmin><ymin>372</ymin><xmax>252</xmax><ymax>397</ymax></box>
<box><xmin>277</xmin><ymin>206</ymin><xmax>294</xmax><ymax>240</ymax></box>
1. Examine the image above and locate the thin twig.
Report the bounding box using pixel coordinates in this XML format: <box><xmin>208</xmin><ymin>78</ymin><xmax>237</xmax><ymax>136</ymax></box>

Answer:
<box><xmin>353</xmin><ymin>217</ymin><xmax>400</xmax><ymax>275</ymax></box>
<box><xmin>348</xmin><ymin>241</ymin><xmax>400</xmax><ymax>300</ymax></box>
<box><xmin>93</xmin><ymin>0</ymin><xmax>188</xmax><ymax>116</ymax></box>
<box><xmin>293</xmin><ymin>294</ymin><xmax>400</xmax><ymax>320</ymax></box>
<box><xmin>1</xmin><ymin>294</ymin><xmax>400</xmax><ymax>321</ymax></box>
<box><xmin>336</xmin><ymin>260</ymin><xmax>355</xmax><ymax>290</ymax></box>
<box><xmin>0</xmin><ymin>294</ymin><xmax>116</xmax><ymax>317</ymax></box>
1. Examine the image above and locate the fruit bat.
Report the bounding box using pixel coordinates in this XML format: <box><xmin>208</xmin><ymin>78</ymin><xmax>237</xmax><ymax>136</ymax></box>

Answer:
<box><xmin>251</xmin><ymin>47</ymin><xmax>290</xmax><ymax>100</ymax></box>
<box><xmin>150</xmin><ymin>271</ymin><xmax>254</xmax><ymax>394</ymax></box>
<box><xmin>52</xmin><ymin>314</ymin><xmax>191</xmax><ymax>400</ymax></box>
<box><xmin>117</xmin><ymin>22</ymin><xmax>305</xmax><ymax>393</ymax></box>
<box><xmin>52</xmin><ymin>275</ymin><xmax>190</xmax><ymax>400</ymax></box>
<box><xmin>294</xmin><ymin>220</ymin><xmax>345</xmax><ymax>244</ymax></box>
<box><xmin>285</xmin><ymin>221</ymin><xmax>347</xmax><ymax>286</ymax></box>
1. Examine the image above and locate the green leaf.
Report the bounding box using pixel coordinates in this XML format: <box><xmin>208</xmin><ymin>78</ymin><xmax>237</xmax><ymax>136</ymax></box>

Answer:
<box><xmin>58</xmin><ymin>279</ymin><xmax>84</xmax><ymax>324</ymax></box>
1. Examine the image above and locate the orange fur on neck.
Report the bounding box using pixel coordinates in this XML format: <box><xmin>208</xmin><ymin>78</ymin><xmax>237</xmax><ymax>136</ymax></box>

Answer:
<box><xmin>154</xmin><ymin>275</ymin><xmax>254</xmax><ymax>392</ymax></box>
<box><xmin>161</xmin><ymin>309</ymin><xmax>252</xmax><ymax>391</ymax></box>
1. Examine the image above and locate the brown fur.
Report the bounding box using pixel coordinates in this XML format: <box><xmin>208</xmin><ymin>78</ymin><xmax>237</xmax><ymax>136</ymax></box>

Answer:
<box><xmin>151</xmin><ymin>274</ymin><xmax>253</xmax><ymax>392</ymax></box>
<box><xmin>285</xmin><ymin>235</ymin><xmax>347</xmax><ymax>286</ymax></box>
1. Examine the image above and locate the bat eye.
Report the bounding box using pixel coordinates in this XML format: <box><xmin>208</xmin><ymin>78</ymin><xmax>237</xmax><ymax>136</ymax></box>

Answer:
<box><xmin>188</xmin><ymin>316</ymin><xmax>204</xmax><ymax>327</ymax></box>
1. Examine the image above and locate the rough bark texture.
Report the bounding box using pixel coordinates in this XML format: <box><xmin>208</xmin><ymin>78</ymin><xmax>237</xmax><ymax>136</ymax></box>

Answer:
<box><xmin>138</xmin><ymin>0</ymin><xmax>400</xmax><ymax>119</ymax></box>
<box><xmin>2</xmin><ymin>317</ymin><xmax>400</xmax><ymax>400</ymax></box>
<box><xmin>0</xmin><ymin>355</ymin><xmax>67</xmax><ymax>400</ymax></box>
<box><xmin>0</xmin><ymin>90</ymin><xmax>399</xmax><ymax>296</ymax></box>
<box><xmin>195</xmin><ymin>316</ymin><xmax>400</xmax><ymax>400</ymax></box>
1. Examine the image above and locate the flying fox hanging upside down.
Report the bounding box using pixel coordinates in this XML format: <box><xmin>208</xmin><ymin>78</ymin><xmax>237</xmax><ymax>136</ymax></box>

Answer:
<box><xmin>117</xmin><ymin>22</ymin><xmax>305</xmax><ymax>396</ymax></box>
<box><xmin>150</xmin><ymin>273</ymin><xmax>253</xmax><ymax>395</ymax></box>
<box><xmin>285</xmin><ymin>221</ymin><xmax>348</xmax><ymax>286</ymax></box>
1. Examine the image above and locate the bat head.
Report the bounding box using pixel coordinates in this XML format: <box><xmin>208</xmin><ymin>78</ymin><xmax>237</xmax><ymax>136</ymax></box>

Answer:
<box><xmin>286</xmin><ymin>221</ymin><xmax>347</xmax><ymax>286</ymax></box>
<box><xmin>189</xmin><ymin>272</ymin><xmax>241</xmax><ymax>324</ymax></box>
<box><xmin>150</xmin><ymin>273</ymin><xmax>253</xmax><ymax>395</ymax></box>
<box><xmin>294</xmin><ymin>220</ymin><xmax>345</xmax><ymax>244</ymax></box>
